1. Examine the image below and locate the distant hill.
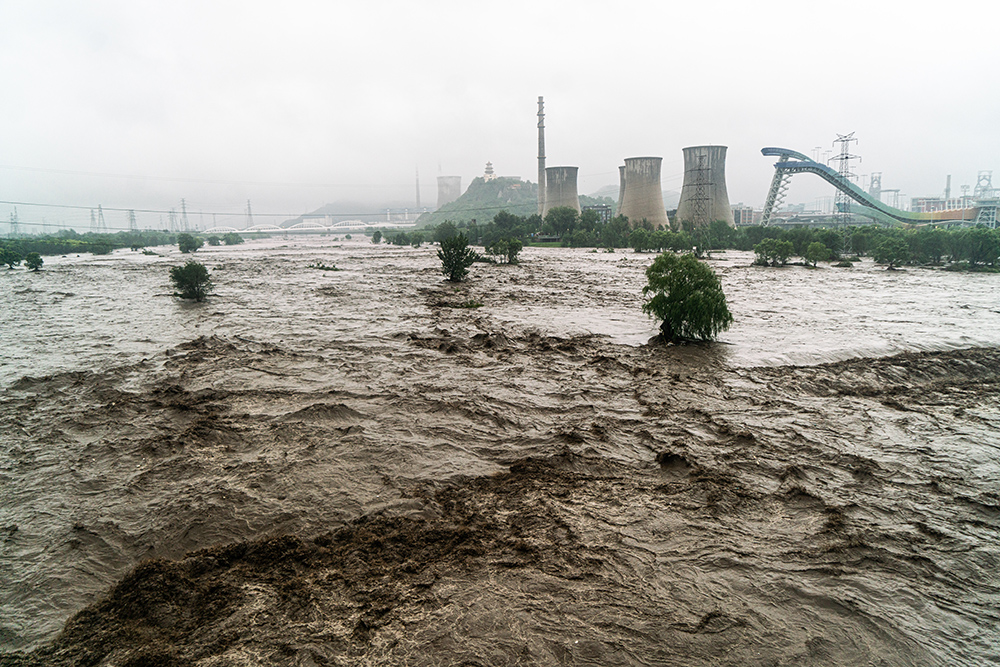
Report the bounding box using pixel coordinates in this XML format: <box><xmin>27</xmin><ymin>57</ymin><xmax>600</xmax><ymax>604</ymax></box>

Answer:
<box><xmin>415</xmin><ymin>177</ymin><xmax>538</xmax><ymax>228</ymax></box>
<box><xmin>416</xmin><ymin>177</ymin><xmax>617</xmax><ymax>228</ymax></box>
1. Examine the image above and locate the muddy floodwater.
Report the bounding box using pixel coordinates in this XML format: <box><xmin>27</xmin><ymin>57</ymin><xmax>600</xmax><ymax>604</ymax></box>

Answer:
<box><xmin>1</xmin><ymin>238</ymin><xmax>999</xmax><ymax>666</ymax></box>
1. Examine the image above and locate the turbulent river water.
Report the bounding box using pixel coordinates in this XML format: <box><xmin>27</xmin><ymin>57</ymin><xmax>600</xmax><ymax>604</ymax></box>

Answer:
<box><xmin>1</xmin><ymin>238</ymin><xmax>998</xmax><ymax>666</ymax></box>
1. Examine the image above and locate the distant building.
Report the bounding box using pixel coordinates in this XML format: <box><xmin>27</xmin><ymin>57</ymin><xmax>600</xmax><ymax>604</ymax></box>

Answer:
<box><xmin>732</xmin><ymin>202</ymin><xmax>758</xmax><ymax>226</ymax></box>
<box><xmin>910</xmin><ymin>196</ymin><xmax>974</xmax><ymax>213</ymax></box>
<box><xmin>582</xmin><ymin>204</ymin><xmax>612</xmax><ymax>223</ymax></box>
<box><xmin>484</xmin><ymin>162</ymin><xmax>496</xmax><ymax>181</ymax></box>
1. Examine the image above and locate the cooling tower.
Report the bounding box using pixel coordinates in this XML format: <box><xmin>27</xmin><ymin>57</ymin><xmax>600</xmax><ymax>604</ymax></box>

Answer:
<box><xmin>436</xmin><ymin>176</ymin><xmax>462</xmax><ymax>209</ymax></box>
<box><xmin>542</xmin><ymin>166</ymin><xmax>581</xmax><ymax>216</ymax></box>
<box><xmin>619</xmin><ymin>157</ymin><xmax>669</xmax><ymax>228</ymax></box>
<box><xmin>675</xmin><ymin>145</ymin><xmax>734</xmax><ymax>228</ymax></box>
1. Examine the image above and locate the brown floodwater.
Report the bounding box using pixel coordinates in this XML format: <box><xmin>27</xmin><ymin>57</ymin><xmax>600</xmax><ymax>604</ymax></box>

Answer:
<box><xmin>1</xmin><ymin>238</ymin><xmax>998</xmax><ymax>666</ymax></box>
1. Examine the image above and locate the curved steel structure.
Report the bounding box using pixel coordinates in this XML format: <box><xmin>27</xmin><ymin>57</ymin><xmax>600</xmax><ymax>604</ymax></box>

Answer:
<box><xmin>760</xmin><ymin>147</ymin><xmax>978</xmax><ymax>227</ymax></box>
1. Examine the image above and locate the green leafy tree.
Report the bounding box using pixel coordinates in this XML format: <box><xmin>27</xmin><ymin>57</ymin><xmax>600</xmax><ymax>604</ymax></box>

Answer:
<box><xmin>1</xmin><ymin>247</ymin><xmax>22</xmax><ymax>268</ymax></box>
<box><xmin>753</xmin><ymin>238</ymin><xmax>794</xmax><ymax>266</ymax></box>
<box><xmin>960</xmin><ymin>226</ymin><xmax>1000</xmax><ymax>266</ymax></box>
<box><xmin>805</xmin><ymin>242</ymin><xmax>828</xmax><ymax>267</ymax></box>
<box><xmin>630</xmin><ymin>228</ymin><xmax>650</xmax><ymax>252</ymax></box>
<box><xmin>543</xmin><ymin>207</ymin><xmax>579</xmax><ymax>237</ymax></box>
<box><xmin>437</xmin><ymin>233</ymin><xmax>477</xmax><ymax>282</ymax></box>
<box><xmin>410</xmin><ymin>232</ymin><xmax>424</xmax><ymax>247</ymax></box>
<box><xmin>433</xmin><ymin>221</ymin><xmax>458</xmax><ymax>244</ymax></box>
<box><xmin>371</xmin><ymin>230</ymin><xmax>383</xmax><ymax>244</ymax></box>
<box><xmin>206</xmin><ymin>235</ymin><xmax>222</xmax><ymax>246</ymax></box>
<box><xmin>222</xmin><ymin>232</ymin><xmax>244</xmax><ymax>245</ymax></box>
<box><xmin>642</xmin><ymin>253</ymin><xmax>733</xmax><ymax>343</ymax></box>
<box><xmin>24</xmin><ymin>252</ymin><xmax>43</xmax><ymax>271</ymax></box>
<box><xmin>169</xmin><ymin>261</ymin><xmax>214</xmax><ymax>301</ymax></box>
<box><xmin>177</xmin><ymin>233</ymin><xmax>203</xmax><ymax>253</ymax></box>
<box><xmin>485</xmin><ymin>237</ymin><xmax>522</xmax><ymax>264</ymax></box>
<box><xmin>873</xmin><ymin>237</ymin><xmax>910</xmax><ymax>269</ymax></box>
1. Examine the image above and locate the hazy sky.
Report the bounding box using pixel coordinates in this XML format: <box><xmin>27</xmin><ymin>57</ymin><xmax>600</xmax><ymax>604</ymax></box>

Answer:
<box><xmin>2</xmin><ymin>0</ymin><xmax>998</xmax><ymax>231</ymax></box>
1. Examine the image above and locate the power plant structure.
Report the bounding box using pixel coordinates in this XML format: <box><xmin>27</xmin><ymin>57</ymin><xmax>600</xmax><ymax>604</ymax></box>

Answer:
<box><xmin>618</xmin><ymin>157</ymin><xmax>669</xmax><ymax>228</ymax></box>
<box><xmin>675</xmin><ymin>145</ymin><xmax>735</xmax><ymax>228</ymax></box>
<box><xmin>436</xmin><ymin>176</ymin><xmax>462</xmax><ymax>209</ymax></box>
<box><xmin>537</xmin><ymin>96</ymin><xmax>546</xmax><ymax>216</ymax></box>
<box><xmin>542</xmin><ymin>166</ymin><xmax>581</xmax><ymax>215</ymax></box>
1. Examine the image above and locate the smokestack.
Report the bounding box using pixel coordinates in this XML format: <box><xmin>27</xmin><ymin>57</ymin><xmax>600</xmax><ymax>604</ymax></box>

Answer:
<box><xmin>415</xmin><ymin>167</ymin><xmax>421</xmax><ymax>208</ymax></box>
<box><xmin>537</xmin><ymin>96</ymin><xmax>546</xmax><ymax>216</ymax></box>
<box><xmin>675</xmin><ymin>145</ymin><xmax>734</xmax><ymax>229</ymax></box>
<box><xmin>945</xmin><ymin>174</ymin><xmax>952</xmax><ymax>201</ymax></box>
<box><xmin>617</xmin><ymin>165</ymin><xmax>626</xmax><ymax>217</ymax></box>
<box><xmin>619</xmin><ymin>157</ymin><xmax>669</xmax><ymax>228</ymax></box>
<box><xmin>436</xmin><ymin>176</ymin><xmax>462</xmax><ymax>209</ymax></box>
<box><xmin>542</xmin><ymin>166</ymin><xmax>581</xmax><ymax>216</ymax></box>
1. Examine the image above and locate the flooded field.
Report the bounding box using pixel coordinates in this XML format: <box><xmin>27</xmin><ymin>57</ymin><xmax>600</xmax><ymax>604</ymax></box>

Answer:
<box><xmin>2</xmin><ymin>237</ymin><xmax>999</xmax><ymax>665</ymax></box>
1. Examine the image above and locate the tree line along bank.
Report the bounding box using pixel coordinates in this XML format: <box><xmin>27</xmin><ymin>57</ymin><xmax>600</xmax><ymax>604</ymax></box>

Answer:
<box><xmin>375</xmin><ymin>207</ymin><xmax>999</xmax><ymax>271</ymax></box>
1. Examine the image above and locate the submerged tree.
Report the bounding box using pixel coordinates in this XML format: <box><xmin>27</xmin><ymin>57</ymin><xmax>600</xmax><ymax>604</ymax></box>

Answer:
<box><xmin>177</xmin><ymin>233</ymin><xmax>204</xmax><ymax>254</ymax></box>
<box><xmin>437</xmin><ymin>233</ymin><xmax>477</xmax><ymax>282</ymax></box>
<box><xmin>642</xmin><ymin>253</ymin><xmax>733</xmax><ymax>343</ymax></box>
<box><xmin>24</xmin><ymin>252</ymin><xmax>43</xmax><ymax>271</ymax></box>
<box><xmin>169</xmin><ymin>261</ymin><xmax>214</xmax><ymax>301</ymax></box>
<box><xmin>873</xmin><ymin>237</ymin><xmax>910</xmax><ymax>270</ymax></box>
<box><xmin>805</xmin><ymin>242</ymin><xmax>828</xmax><ymax>267</ymax></box>
<box><xmin>1</xmin><ymin>247</ymin><xmax>22</xmax><ymax>269</ymax></box>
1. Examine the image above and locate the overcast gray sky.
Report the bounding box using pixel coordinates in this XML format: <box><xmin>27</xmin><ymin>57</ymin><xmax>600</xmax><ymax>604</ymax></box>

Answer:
<box><xmin>2</xmin><ymin>0</ymin><xmax>998</xmax><ymax>231</ymax></box>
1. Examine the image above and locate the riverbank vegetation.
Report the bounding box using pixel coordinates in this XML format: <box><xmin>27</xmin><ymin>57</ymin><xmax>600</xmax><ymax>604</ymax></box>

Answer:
<box><xmin>414</xmin><ymin>209</ymin><xmax>999</xmax><ymax>270</ymax></box>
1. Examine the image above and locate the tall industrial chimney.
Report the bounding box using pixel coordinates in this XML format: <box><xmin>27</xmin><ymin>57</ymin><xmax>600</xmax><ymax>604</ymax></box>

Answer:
<box><xmin>537</xmin><ymin>96</ymin><xmax>546</xmax><ymax>216</ymax></box>
<box><xmin>945</xmin><ymin>174</ymin><xmax>952</xmax><ymax>201</ymax></box>
<box><xmin>619</xmin><ymin>157</ymin><xmax>669</xmax><ymax>228</ymax></box>
<box><xmin>675</xmin><ymin>145</ymin><xmax>734</xmax><ymax>228</ymax></box>
<box><xmin>436</xmin><ymin>176</ymin><xmax>462</xmax><ymax>209</ymax></box>
<box><xmin>542</xmin><ymin>166</ymin><xmax>581</xmax><ymax>216</ymax></box>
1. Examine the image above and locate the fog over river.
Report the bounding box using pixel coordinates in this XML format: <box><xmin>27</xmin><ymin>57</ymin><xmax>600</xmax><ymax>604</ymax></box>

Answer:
<box><xmin>1</xmin><ymin>238</ymin><xmax>998</xmax><ymax>665</ymax></box>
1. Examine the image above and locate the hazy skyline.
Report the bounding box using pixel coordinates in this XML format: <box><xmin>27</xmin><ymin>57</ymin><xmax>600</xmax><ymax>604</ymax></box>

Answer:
<box><xmin>2</xmin><ymin>0</ymin><xmax>998</xmax><ymax>232</ymax></box>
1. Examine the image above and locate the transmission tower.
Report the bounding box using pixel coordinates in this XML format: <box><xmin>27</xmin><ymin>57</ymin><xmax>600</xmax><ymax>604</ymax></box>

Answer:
<box><xmin>246</xmin><ymin>200</ymin><xmax>254</xmax><ymax>228</ymax></box>
<box><xmin>829</xmin><ymin>132</ymin><xmax>860</xmax><ymax>225</ymax></box>
<box><xmin>168</xmin><ymin>209</ymin><xmax>178</xmax><ymax>232</ymax></box>
<box><xmin>180</xmin><ymin>198</ymin><xmax>190</xmax><ymax>232</ymax></box>
<box><xmin>9</xmin><ymin>208</ymin><xmax>20</xmax><ymax>238</ymax></box>
<box><xmin>690</xmin><ymin>153</ymin><xmax>711</xmax><ymax>228</ymax></box>
<box><xmin>90</xmin><ymin>209</ymin><xmax>98</xmax><ymax>233</ymax></box>
<box><xmin>96</xmin><ymin>205</ymin><xmax>108</xmax><ymax>232</ymax></box>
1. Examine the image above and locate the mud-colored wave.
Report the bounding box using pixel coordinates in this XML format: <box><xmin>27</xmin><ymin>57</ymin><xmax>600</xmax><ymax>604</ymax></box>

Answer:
<box><xmin>2</xmin><ymin>240</ymin><xmax>999</xmax><ymax>665</ymax></box>
<box><xmin>2</xmin><ymin>333</ymin><xmax>998</xmax><ymax>666</ymax></box>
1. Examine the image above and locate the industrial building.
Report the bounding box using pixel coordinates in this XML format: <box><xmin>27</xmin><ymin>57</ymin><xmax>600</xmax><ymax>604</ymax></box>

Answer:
<box><xmin>618</xmin><ymin>157</ymin><xmax>669</xmax><ymax>228</ymax></box>
<box><xmin>675</xmin><ymin>145</ymin><xmax>735</xmax><ymax>228</ymax></box>
<box><xmin>436</xmin><ymin>176</ymin><xmax>462</xmax><ymax>209</ymax></box>
<box><xmin>543</xmin><ymin>166</ymin><xmax>581</xmax><ymax>215</ymax></box>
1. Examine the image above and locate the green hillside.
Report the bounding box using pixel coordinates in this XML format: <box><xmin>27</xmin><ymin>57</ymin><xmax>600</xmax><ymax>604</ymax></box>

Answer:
<box><xmin>416</xmin><ymin>177</ymin><xmax>538</xmax><ymax>228</ymax></box>
<box><xmin>416</xmin><ymin>177</ymin><xmax>616</xmax><ymax>228</ymax></box>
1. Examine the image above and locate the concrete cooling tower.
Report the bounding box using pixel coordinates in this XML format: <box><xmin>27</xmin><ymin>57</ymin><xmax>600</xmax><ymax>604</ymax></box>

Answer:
<box><xmin>542</xmin><ymin>166</ymin><xmax>581</xmax><ymax>216</ymax></box>
<box><xmin>675</xmin><ymin>145</ymin><xmax>734</xmax><ymax>228</ymax></box>
<box><xmin>619</xmin><ymin>157</ymin><xmax>669</xmax><ymax>228</ymax></box>
<box><xmin>436</xmin><ymin>176</ymin><xmax>462</xmax><ymax>209</ymax></box>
